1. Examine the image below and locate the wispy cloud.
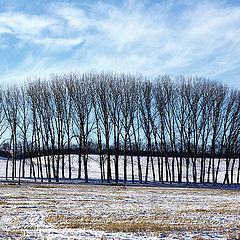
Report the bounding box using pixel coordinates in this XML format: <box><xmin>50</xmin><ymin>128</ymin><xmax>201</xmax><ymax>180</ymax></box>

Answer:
<box><xmin>0</xmin><ymin>10</ymin><xmax>84</xmax><ymax>50</ymax></box>
<box><xmin>55</xmin><ymin>5</ymin><xmax>91</xmax><ymax>31</ymax></box>
<box><xmin>0</xmin><ymin>0</ymin><xmax>240</xmax><ymax>89</ymax></box>
<box><xmin>0</xmin><ymin>12</ymin><xmax>55</xmax><ymax>38</ymax></box>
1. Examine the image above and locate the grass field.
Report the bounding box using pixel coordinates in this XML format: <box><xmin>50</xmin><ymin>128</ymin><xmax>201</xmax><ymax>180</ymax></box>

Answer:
<box><xmin>0</xmin><ymin>182</ymin><xmax>239</xmax><ymax>239</ymax></box>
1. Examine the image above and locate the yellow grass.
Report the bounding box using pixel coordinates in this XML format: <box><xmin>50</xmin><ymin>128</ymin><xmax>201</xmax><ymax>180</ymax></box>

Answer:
<box><xmin>0</xmin><ymin>183</ymin><xmax>239</xmax><ymax>238</ymax></box>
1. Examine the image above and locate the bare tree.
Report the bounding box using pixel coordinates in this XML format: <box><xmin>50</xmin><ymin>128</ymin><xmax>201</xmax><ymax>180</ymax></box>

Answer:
<box><xmin>1</xmin><ymin>72</ymin><xmax>240</xmax><ymax>186</ymax></box>
<box><xmin>109</xmin><ymin>74</ymin><xmax>122</xmax><ymax>183</ymax></box>
<box><xmin>94</xmin><ymin>73</ymin><xmax>113</xmax><ymax>183</ymax></box>
<box><xmin>139</xmin><ymin>79</ymin><xmax>156</xmax><ymax>183</ymax></box>
<box><xmin>2</xmin><ymin>86</ymin><xmax>19</xmax><ymax>180</ymax></box>
<box><xmin>172</xmin><ymin>77</ymin><xmax>190</xmax><ymax>183</ymax></box>
<box><xmin>50</xmin><ymin>76</ymin><xmax>66</xmax><ymax>181</ymax></box>
<box><xmin>153</xmin><ymin>77</ymin><xmax>170</xmax><ymax>183</ymax></box>
<box><xmin>90</xmin><ymin>75</ymin><xmax>105</xmax><ymax>182</ymax></box>
<box><xmin>63</xmin><ymin>75</ymin><xmax>74</xmax><ymax>179</ymax></box>
<box><xmin>120</xmin><ymin>75</ymin><xmax>137</xmax><ymax>183</ymax></box>
<box><xmin>71</xmin><ymin>73</ymin><xmax>94</xmax><ymax>182</ymax></box>
<box><xmin>18</xmin><ymin>84</ymin><xmax>31</xmax><ymax>179</ymax></box>
<box><xmin>206</xmin><ymin>83</ymin><xmax>227</xmax><ymax>183</ymax></box>
<box><xmin>199</xmin><ymin>80</ymin><xmax>212</xmax><ymax>183</ymax></box>
<box><xmin>0</xmin><ymin>88</ymin><xmax>7</xmax><ymax>149</ymax></box>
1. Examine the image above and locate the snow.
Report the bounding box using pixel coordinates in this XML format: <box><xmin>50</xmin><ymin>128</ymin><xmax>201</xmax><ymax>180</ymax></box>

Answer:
<box><xmin>0</xmin><ymin>154</ymin><xmax>239</xmax><ymax>184</ymax></box>
<box><xmin>0</xmin><ymin>183</ymin><xmax>239</xmax><ymax>239</ymax></box>
<box><xmin>0</xmin><ymin>155</ymin><xmax>239</xmax><ymax>239</ymax></box>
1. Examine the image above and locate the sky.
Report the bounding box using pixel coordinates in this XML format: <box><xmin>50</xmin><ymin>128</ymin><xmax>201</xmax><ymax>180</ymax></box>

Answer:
<box><xmin>0</xmin><ymin>0</ymin><xmax>240</xmax><ymax>89</ymax></box>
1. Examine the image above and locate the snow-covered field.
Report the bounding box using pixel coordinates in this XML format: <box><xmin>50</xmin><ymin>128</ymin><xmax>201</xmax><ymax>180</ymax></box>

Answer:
<box><xmin>0</xmin><ymin>183</ymin><xmax>239</xmax><ymax>239</ymax></box>
<box><xmin>0</xmin><ymin>154</ymin><xmax>239</xmax><ymax>184</ymax></box>
<box><xmin>0</xmin><ymin>155</ymin><xmax>239</xmax><ymax>239</ymax></box>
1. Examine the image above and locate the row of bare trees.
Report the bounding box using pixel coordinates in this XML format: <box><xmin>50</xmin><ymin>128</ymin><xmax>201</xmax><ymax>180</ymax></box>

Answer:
<box><xmin>0</xmin><ymin>72</ymin><xmax>240</xmax><ymax>185</ymax></box>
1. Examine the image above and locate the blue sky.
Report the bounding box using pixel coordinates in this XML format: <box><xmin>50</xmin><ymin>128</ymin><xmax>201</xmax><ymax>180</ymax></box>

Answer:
<box><xmin>0</xmin><ymin>0</ymin><xmax>240</xmax><ymax>89</ymax></box>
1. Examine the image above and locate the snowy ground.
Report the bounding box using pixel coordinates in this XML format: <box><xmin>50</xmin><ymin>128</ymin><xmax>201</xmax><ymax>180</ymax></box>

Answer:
<box><xmin>0</xmin><ymin>183</ymin><xmax>239</xmax><ymax>239</ymax></box>
<box><xmin>0</xmin><ymin>154</ymin><xmax>239</xmax><ymax>184</ymax></box>
<box><xmin>0</xmin><ymin>155</ymin><xmax>239</xmax><ymax>239</ymax></box>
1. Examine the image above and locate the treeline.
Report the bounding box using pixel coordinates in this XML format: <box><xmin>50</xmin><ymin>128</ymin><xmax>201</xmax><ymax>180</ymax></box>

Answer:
<box><xmin>0</xmin><ymin>72</ymin><xmax>240</xmax><ymax>184</ymax></box>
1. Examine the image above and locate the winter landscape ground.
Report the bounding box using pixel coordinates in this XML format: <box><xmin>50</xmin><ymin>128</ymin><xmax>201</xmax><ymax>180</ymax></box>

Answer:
<box><xmin>0</xmin><ymin>156</ymin><xmax>240</xmax><ymax>239</ymax></box>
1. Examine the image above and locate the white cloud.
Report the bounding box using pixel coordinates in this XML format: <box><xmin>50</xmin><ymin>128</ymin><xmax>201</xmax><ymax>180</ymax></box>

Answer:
<box><xmin>0</xmin><ymin>11</ymin><xmax>84</xmax><ymax>50</ymax></box>
<box><xmin>33</xmin><ymin>37</ymin><xmax>84</xmax><ymax>51</ymax></box>
<box><xmin>0</xmin><ymin>12</ymin><xmax>55</xmax><ymax>37</ymax></box>
<box><xmin>0</xmin><ymin>25</ymin><xmax>12</xmax><ymax>34</ymax></box>
<box><xmin>91</xmin><ymin>2</ymin><xmax>166</xmax><ymax>50</ymax></box>
<box><xmin>55</xmin><ymin>6</ymin><xmax>91</xmax><ymax>31</ymax></box>
<box><xmin>139</xmin><ymin>1</ymin><xmax>240</xmax><ymax>78</ymax></box>
<box><xmin>0</xmin><ymin>0</ymin><xmax>240</xmax><ymax>89</ymax></box>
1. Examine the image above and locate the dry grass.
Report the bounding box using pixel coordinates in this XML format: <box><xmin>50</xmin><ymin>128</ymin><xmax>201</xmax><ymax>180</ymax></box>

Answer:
<box><xmin>1</xmin><ymin>182</ymin><xmax>239</xmax><ymax>239</ymax></box>
<box><xmin>226</xmin><ymin>231</ymin><xmax>240</xmax><ymax>240</ymax></box>
<box><xmin>0</xmin><ymin>200</ymin><xmax>11</xmax><ymax>205</ymax></box>
<box><xmin>0</xmin><ymin>200</ymin><xmax>28</xmax><ymax>206</ymax></box>
<box><xmin>44</xmin><ymin>213</ymin><xmax>239</xmax><ymax>234</ymax></box>
<box><xmin>178</xmin><ymin>208</ymin><xmax>240</xmax><ymax>215</ymax></box>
